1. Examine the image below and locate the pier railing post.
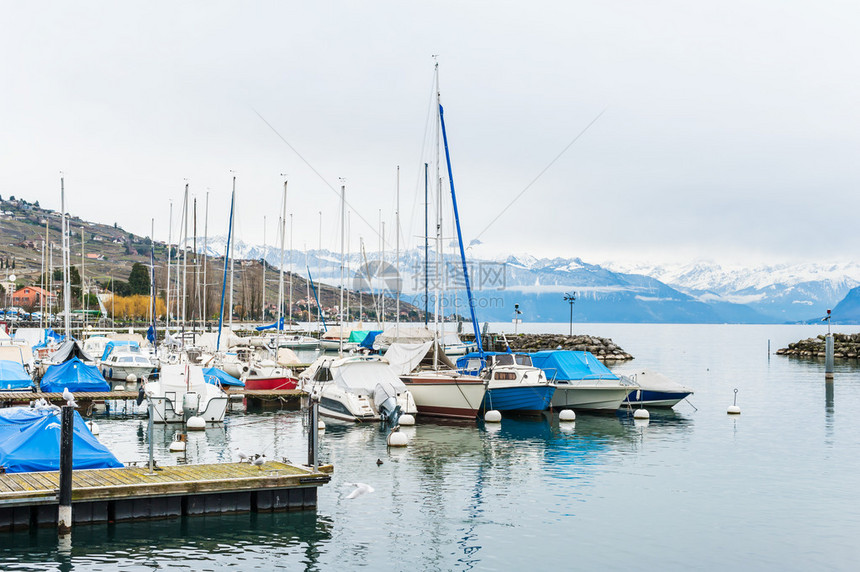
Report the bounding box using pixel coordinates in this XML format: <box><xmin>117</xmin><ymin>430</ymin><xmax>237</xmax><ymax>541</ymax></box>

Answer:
<box><xmin>147</xmin><ymin>396</ymin><xmax>155</xmax><ymax>474</ymax></box>
<box><xmin>58</xmin><ymin>406</ymin><xmax>74</xmax><ymax>535</ymax></box>
<box><xmin>308</xmin><ymin>398</ymin><xmax>319</xmax><ymax>470</ymax></box>
<box><xmin>825</xmin><ymin>334</ymin><xmax>834</xmax><ymax>380</ymax></box>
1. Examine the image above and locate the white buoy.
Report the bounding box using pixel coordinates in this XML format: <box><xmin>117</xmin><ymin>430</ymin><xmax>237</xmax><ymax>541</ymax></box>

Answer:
<box><xmin>112</xmin><ymin>384</ymin><xmax>125</xmax><ymax>392</ymax></box>
<box><xmin>387</xmin><ymin>430</ymin><xmax>408</xmax><ymax>447</ymax></box>
<box><xmin>398</xmin><ymin>414</ymin><xmax>416</xmax><ymax>426</ymax></box>
<box><xmin>317</xmin><ymin>420</ymin><xmax>326</xmax><ymax>431</ymax></box>
<box><xmin>559</xmin><ymin>409</ymin><xmax>576</xmax><ymax>422</ymax></box>
<box><xmin>169</xmin><ymin>439</ymin><xmax>186</xmax><ymax>452</ymax></box>
<box><xmin>186</xmin><ymin>416</ymin><xmax>206</xmax><ymax>430</ymax></box>
<box><xmin>86</xmin><ymin>421</ymin><xmax>100</xmax><ymax>436</ymax></box>
<box><xmin>727</xmin><ymin>388</ymin><xmax>741</xmax><ymax>414</ymax></box>
<box><xmin>126</xmin><ymin>374</ymin><xmax>137</xmax><ymax>383</ymax></box>
<box><xmin>633</xmin><ymin>408</ymin><xmax>650</xmax><ymax>420</ymax></box>
<box><xmin>484</xmin><ymin>410</ymin><xmax>502</xmax><ymax>423</ymax></box>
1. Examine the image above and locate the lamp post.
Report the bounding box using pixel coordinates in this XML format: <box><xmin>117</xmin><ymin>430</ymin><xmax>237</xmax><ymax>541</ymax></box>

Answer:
<box><xmin>564</xmin><ymin>292</ymin><xmax>576</xmax><ymax>336</ymax></box>
<box><xmin>513</xmin><ymin>303</ymin><xmax>522</xmax><ymax>335</ymax></box>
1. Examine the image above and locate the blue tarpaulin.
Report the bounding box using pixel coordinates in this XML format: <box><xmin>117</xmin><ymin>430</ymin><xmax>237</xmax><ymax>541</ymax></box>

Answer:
<box><xmin>0</xmin><ymin>408</ymin><xmax>123</xmax><ymax>473</ymax></box>
<box><xmin>40</xmin><ymin>357</ymin><xmax>111</xmax><ymax>393</ymax></box>
<box><xmin>0</xmin><ymin>360</ymin><xmax>32</xmax><ymax>390</ymax></box>
<box><xmin>256</xmin><ymin>317</ymin><xmax>284</xmax><ymax>331</ymax></box>
<box><xmin>0</xmin><ymin>408</ymin><xmax>47</xmax><ymax>442</ymax></box>
<box><xmin>360</xmin><ymin>331</ymin><xmax>383</xmax><ymax>349</ymax></box>
<box><xmin>202</xmin><ymin>367</ymin><xmax>244</xmax><ymax>388</ymax></box>
<box><xmin>530</xmin><ymin>350</ymin><xmax>620</xmax><ymax>381</ymax></box>
<box><xmin>101</xmin><ymin>340</ymin><xmax>140</xmax><ymax>361</ymax></box>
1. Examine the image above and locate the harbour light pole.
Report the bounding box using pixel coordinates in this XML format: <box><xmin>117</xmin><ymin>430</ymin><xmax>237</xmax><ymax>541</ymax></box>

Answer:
<box><xmin>514</xmin><ymin>303</ymin><xmax>522</xmax><ymax>335</ymax></box>
<box><xmin>564</xmin><ymin>292</ymin><xmax>576</xmax><ymax>336</ymax></box>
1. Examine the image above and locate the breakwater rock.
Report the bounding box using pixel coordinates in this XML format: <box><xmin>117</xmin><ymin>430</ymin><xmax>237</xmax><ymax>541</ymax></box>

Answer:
<box><xmin>777</xmin><ymin>333</ymin><xmax>860</xmax><ymax>358</ymax></box>
<box><xmin>462</xmin><ymin>333</ymin><xmax>633</xmax><ymax>361</ymax></box>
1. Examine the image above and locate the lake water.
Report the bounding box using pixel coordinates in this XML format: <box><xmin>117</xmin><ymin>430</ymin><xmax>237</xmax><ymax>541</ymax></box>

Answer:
<box><xmin>3</xmin><ymin>323</ymin><xmax>860</xmax><ymax>570</ymax></box>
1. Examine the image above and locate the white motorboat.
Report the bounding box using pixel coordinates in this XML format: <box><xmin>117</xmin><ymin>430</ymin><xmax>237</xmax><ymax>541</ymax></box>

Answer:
<box><xmin>456</xmin><ymin>352</ymin><xmax>555</xmax><ymax>413</ymax></box>
<box><xmin>387</xmin><ymin>342</ymin><xmax>487</xmax><ymax>419</ymax></box>
<box><xmin>301</xmin><ymin>355</ymin><xmax>417</xmax><ymax>424</ymax></box>
<box><xmin>145</xmin><ymin>364</ymin><xmax>229</xmax><ymax>423</ymax></box>
<box><xmin>100</xmin><ymin>342</ymin><xmax>156</xmax><ymax>389</ymax></box>
<box><xmin>530</xmin><ymin>350</ymin><xmax>635</xmax><ymax>412</ymax></box>
<box><xmin>616</xmin><ymin>368</ymin><xmax>694</xmax><ymax>408</ymax></box>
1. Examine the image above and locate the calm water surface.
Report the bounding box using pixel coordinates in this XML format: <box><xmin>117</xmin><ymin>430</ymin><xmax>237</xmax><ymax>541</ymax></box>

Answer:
<box><xmin>3</xmin><ymin>323</ymin><xmax>860</xmax><ymax>570</ymax></box>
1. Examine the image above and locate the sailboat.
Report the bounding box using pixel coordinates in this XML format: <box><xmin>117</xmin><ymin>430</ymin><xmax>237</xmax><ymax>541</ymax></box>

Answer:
<box><xmin>391</xmin><ymin>64</ymin><xmax>487</xmax><ymax>420</ymax></box>
<box><xmin>300</xmin><ymin>184</ymin><xmax>417</xmax><ymax>424</ymax></box>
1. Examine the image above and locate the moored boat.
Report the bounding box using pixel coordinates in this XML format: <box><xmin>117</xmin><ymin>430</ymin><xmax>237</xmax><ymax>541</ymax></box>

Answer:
<box><xmin>617</xmin><ymin>368</ymin><xmax>694</xmax><ymax>408</ymax></box>
<box><xmin>530</xmin><ymin>350</ymin><xmax>635</xmax><ymax>412</ymax></box>
<box><xmin>457</xmin><ymin>352</ymin><xmax>555</xmax><ymax>414</ymax></box>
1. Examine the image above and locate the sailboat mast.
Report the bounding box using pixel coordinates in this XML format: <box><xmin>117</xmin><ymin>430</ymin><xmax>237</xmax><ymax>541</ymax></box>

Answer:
<box><xmin>193</xmin><ymin>197</ymin><xmax>199</xmax><ymax>327</ymax></box>
<box><xmin>346</xmin><ymin>210</ymin><xmax>350</xmax><ymax>325</ymax></box>
<box><xmin>150</xmin><ymin>217</ymin><xmax>157</xmax><ymax>349</ymax></box>
<box><xmin>424</xmin><ymin>162</ymin><xmax>429</xmax><ymax>328</ymax></box>
<box><xmin>262</xmin><ymin>215</ymin><xmax>267</xmax><ymax>322</ymax></box>
<box><xmin>433</xmin><ymin>62</ymin><xmax>442</xmax><ymax>368</ymax></box>
<box><xmin>81</xmin><ymin>226</ymin><xmax>85</xmax><ymax>332</ymax></box>
<box><xmin>288</xmin><ymin>213</ymin><xmax>293</xmax><ymax>328</ymax></box>
<box><xmin>229</xmin><ymin>177</ymin><xmax>236</xmax><ymax>329</ymax></box>
<box><xmin>339</xmin><ymin>184</ymin><xmax>345</xmax><ymax>355</ymax></box>
<box><xmin>203</xmin><ymin>191</ymin><xmax>209</xmax><ymax>328</ymax></box>
<box><xmin>277</xmin><ymin>180</ymin><xmax>287</xmax><ymax>351</ymax></box>
<box><xmin>216</xmin><ymin>178</ymin><xmax>236</xmax><ymax>352</ymax></box>
<box><xmin>166</xmin><ymin>201</ymin><xmax>173</xmax><ymax>333</ymax></box>
<box><xmin>61</xmin><ymin>175</ymin><xmax>71</xmax><ymax>337</ymax></box>
<box><xmin>181</xmin><ymin>183</ymin><xmax>189</xmax><ymax>344</ymax></box>
<box><xmin>395</xmin><ymin>166</ymin><xmax>400</xmax><ymax>337</ymax></box>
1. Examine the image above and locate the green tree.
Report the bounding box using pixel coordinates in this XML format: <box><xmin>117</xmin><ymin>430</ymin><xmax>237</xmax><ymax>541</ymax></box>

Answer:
<box><xmin>128</xmin><ymin>263</ymin><xmax>150</xmax><ymax>295</ymax></box>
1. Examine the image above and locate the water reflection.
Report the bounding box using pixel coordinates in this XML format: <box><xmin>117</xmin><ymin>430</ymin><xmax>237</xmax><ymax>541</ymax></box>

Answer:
<box><xmin>0</xmin><ymin>511</ymin><xmax>333</xmax><ymax>571</ymax></box>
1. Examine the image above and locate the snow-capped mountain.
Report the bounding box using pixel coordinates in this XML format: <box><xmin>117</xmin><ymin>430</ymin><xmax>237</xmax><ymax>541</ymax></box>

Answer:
<box><xmin>601</xmin><ymin>260</ymin><xmax>860</xmax><ymax>322</ymax></box>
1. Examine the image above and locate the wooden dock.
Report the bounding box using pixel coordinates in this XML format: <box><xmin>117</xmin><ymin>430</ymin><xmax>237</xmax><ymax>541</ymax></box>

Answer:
<box><xmin>0</xmin><ymin>460</ymin><xmax>332</xmax><ymax>531</ymax></box>
<box><xmin>0</xmin><ymin>389</ymin><xmax>305</xmax><ymax>402</ymax></box>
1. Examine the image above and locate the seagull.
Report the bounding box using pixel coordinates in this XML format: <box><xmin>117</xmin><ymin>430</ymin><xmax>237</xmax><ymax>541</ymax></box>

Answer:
<box><xmin>251</xmin><ymin>455</ymin><xmax>266</xmax><ymax>470</ymax></box>
<box><xmin>235</xmin><ymin>448</ymin><xmax>250</xmax><ymax>463</ymax></box>
<box><xmin>62</xmin><ymin>388</ymin><xmax>77</xmax><ymax>408</ymax></box>
<box><xmin>345</xmin><ymin>482</ymin><xmax>374</xmax><ymax>499</ymax></box>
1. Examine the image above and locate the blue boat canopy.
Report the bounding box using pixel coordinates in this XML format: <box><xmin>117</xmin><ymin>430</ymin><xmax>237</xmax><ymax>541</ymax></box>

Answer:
<box><xmin>0</xmin><ymin>408</ymin><xmax>123</xmax><ymax>473</ymax></box>
<box><xmin>0</xmin><ymin>408</ymin><xmax>48</xmax><ymax>442</ymax></box>
<box><xmin>40</xmin><ymin>357</ymin><xmax>111</xmax><ymax>393</ymax></box>
<box><xmin>256</xmin><ymin>317</ymin><xmax>285</xmax><ymax>331</ymax></box>
<box><xmin>0</xmin><ymin>360</ymin><xmax>33</xmax><ymax>391</ymax></box>
<box><xmin>530</xmin><ymin>350</ymin><xmax>620</xmax><ymax>381</ymax></box>
<box><xmin>202</xmin><ymin>367</ymin><xmax>244</xmax><ymax>388</ymax></box>
<box><xmin>360</xmin><ymin>331</ymin><xmax>383</xmax><ymax>349</ymax></box>
<box><xmin>101</xmin><ymin>340</ymin><xmax>141</xmax><ymax>361</ymax></box>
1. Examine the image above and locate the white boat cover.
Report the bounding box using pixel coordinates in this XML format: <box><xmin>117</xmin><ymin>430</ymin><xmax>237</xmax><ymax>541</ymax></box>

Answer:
<box><xmin>276</xmin><ymin>347</ymin><xmax>302</xmax><ymax>366</ymax></box>
<box><xmin>321</xmin><ymin>327</ymin><xmax>350</xmax><ymax>341</ymax></box>
<box><xmin>10</xmin><ymin>328</ymin><xmax>43</xmax><ymax>346</ymax></box>
<box><xmin>0</xmin><ymin>329</ymin><xmax>10</xmax><ymax>341</ymax></box>
<box><xmin>615</xmin><ymin>368</ymin><xmax>693</xmax><ymax>392</ymax></box>
<box><xmin>384</xmin><ymin>341</ymin><xmax>457</xmax><ymax>376</ymax></box>
<box><xmin>195</xmin><ymin>329</ymin><xmax>243</xmax><ymax>352</ymax></box>
<box><xmin>373</xmin><ymin>326</ymin><xmax>436</xmax><ymax>350</ymax></box>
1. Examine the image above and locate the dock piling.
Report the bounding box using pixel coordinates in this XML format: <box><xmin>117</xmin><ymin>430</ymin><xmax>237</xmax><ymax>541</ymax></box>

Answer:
<box><xmin>825</xmin><ymin>334</ymin><xmax>834</xmax><ymax>380</ymax></box>
<box><xmin>58</xmin><ymin>406</ymin><xmax>74</xmax><ymax>535</ymax></box>
<box><xmin>308</xmin><ymin>399</ymin><xmax>319</xmax><ymax>471</ymax></box>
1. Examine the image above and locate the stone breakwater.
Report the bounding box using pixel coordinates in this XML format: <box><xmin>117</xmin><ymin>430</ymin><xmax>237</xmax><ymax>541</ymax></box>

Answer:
<box><xmin>777</xmin><ymin>333</ymin><xmax>860</xmax><ymax>358</ymax></box>
<box><xmin>462</xmin><ymin>333</ymin><xmax>634</xmax><ymax>361</ymax></box>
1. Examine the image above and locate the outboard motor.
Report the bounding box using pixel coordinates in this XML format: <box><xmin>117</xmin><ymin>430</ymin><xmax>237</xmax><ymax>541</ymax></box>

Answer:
<box><xmin>374</xmin><ymin>382</ymin><xmax>402</xmax><ymax>426</ymax></box>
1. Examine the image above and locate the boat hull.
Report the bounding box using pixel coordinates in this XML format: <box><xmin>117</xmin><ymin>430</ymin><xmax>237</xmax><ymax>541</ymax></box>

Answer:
<box><xmin>623</xmin><ymin>390</ymin><xmax>692</xmax><ymax>408</ymax></box>
<box><xmin>243</xmin><ymin>376</ymin><xmax>298</xmax><ymax>391</ymax></box>
<box><xmin>400</xmin><ymin>374</ymin><xmax>486</xmax><ymax>419</ymax></box>
<box><xmin>551</xmin><ymin>385</ymin><xmax>633</xmax><ymax>411</ymax></box>
<box><xmin>481</xmin><ymin>385</ymin><xmax>555</xmax><ymax>413</ymax></box>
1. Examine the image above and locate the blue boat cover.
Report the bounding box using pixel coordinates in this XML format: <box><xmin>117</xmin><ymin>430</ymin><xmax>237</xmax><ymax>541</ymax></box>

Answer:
<box><xmin>256</xmin><ymin>317</ymin><xmax>285</xmax><ymax>331</ymax></box>
<box><xmin>0</xmin><ymin>360</ymin><xmax>33</xmax><ymax>390</ymax></box>
<box><xmin>40</xmin><ymin>357</ymin><xmax>111</xmax><ymax>393</ymax></box>
<box><xmin>0</xmin><ymin>408</ymin><xmax>123</xmax><ymax>473</ymax></box>
<box><xmin>0</xmin><ymin>408</ymin><xmax>48</xmax><ymax>442</ymax></box>
<box><xmin>530</xmin><ymin>350</ymin><xmax>620</xmax><ymax>381</ymax></box>
<box><xmin>101</xmin><ymin>340</ymin><xmax>140</xmax><ymax>361</ymax></box>
<box><xmin>202</xmin><ymin>367</ymin><xmax>244</xmax><ymax>388</ymax></box>
<box><xmin>360</xmin><ymin>331</ymin><xmax>383</xmax><ymax>349</ymax></box>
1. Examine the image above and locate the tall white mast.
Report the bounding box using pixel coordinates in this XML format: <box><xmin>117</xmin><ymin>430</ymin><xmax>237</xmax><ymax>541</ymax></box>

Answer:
<box><xmin>433</xmin><ymin>61</ymin><xmax>442</xmax><ymax>368</ymax></box>
<box><xmin>288</xmin><ymin>212</ymin><xmax>293</xmax><ymax>329</ymax></box>
<box><xmin>181</xmin><ymin>183</ymin><xmax>189</xmax><ymax>340</ymax></box>
<box><xmin>339</xmin><ymin>183</ymin><xmax>345</xmax><ymax>355</ymax></box>
<box><xmin>262</xmin><ymin>215</ymin><xmax>267</xmax><ymax>322</ymax></box>
<box><xmin>228</xmin><ymin>177</ymin><xmax>236</xmax><ymax>329</ymax></box>
<box><xmin>395</xmin><ymin>165</ymin><xmax>400</xmax><ymax>337</ymax></box>
<box><xmin>277</xmin><ymin>179</ymin><xmax>287</xmax><ymax>351</ymax></box>
<box><xmin>317</xmin><ymin>210</ymin><xmax>322</xmax><ymax>332</ymax></box>
<box><xmin>346</xmin><ymin>210</ymin><xmax>350</xmax><ymax>326</ymax></box>
<box><xmin>203</xmin><ymin>191</ymin><xmax>209</xmax><ymax>326</ymax></box>
<box><xmin>166</xmin><ymin>200</ymin><xmax>173</xmax><ymax>333</ymax></box>
<box><xmin>60</xmin><ymin>175</ymin><xmax>71</xmax><ymax>337</ymax></box>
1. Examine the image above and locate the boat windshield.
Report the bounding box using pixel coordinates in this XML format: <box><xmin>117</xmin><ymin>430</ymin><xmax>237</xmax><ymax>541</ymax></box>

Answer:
<box><xmin>515</xmin><ymin>355</ymin><xmax>532</xmax><ymax>367</ymax></box>
<box><xmin>493</xmin><ymin>354</ymin><xmax>514</xmax><ymax>366</ymax></box>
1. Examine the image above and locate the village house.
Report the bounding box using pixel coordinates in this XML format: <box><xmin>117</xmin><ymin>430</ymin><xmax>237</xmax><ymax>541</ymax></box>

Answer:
<box><xmin>11</xmin><ymin>286</ymin><xmax>56</xmax><ymax>307</ymax></box>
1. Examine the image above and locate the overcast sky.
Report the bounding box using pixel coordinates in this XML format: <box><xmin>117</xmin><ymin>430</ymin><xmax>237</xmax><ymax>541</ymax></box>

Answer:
<box><xmin>3</xmin><ymin>1</ymin><xmax>860</xmax><ymax>266</ymax></box>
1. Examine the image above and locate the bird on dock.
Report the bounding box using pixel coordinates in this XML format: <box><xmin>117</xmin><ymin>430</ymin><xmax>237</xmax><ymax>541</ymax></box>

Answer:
<box><xmin>62</xmin><ymin>388</ymin><xmax>77</xmax><ymax>408</ymax></box>
<box><xmin>251</xmin><ymin>455</ymin><xmax>266</xmax><ymax>470</ymax></box>
<box><xmin>345</xmin><ymin>482</ymin><xmax>374</xmax><ymax>499</ymax></box>
<box><xmin>236</xmin><ymin>448</ymin><xmax>250</xmax><ymax>463</ymax></box>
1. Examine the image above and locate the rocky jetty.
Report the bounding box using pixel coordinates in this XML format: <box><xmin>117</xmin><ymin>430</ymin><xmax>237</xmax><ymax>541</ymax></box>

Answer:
<box><xmin>462</xmin><ymin>333</ymin><xmax>633</xmax><ymax>362</ymax></box>
<box><xmin>777</xmin><ymin>333</ymin><xmax>860</xmax><ymax>358</ymax></box>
